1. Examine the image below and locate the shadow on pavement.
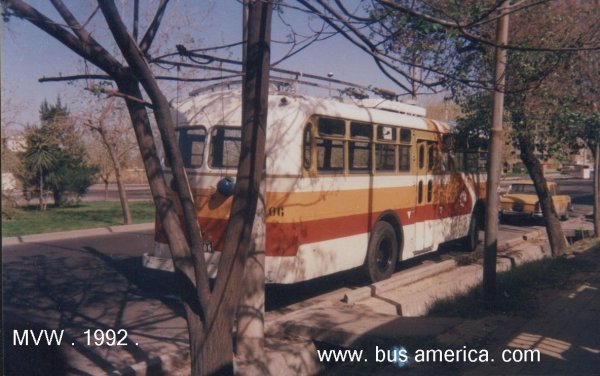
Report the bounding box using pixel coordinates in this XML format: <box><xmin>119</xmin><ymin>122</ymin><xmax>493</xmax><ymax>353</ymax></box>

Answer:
<box><xmin>3</xmin><ymin>243</ymin><xmax>187</xmax><ymax>375</ymax></box>
<box><xmin>316</xmin><ymin>245</ymin><xmax>600</xmax><ymax>375</ymax></box>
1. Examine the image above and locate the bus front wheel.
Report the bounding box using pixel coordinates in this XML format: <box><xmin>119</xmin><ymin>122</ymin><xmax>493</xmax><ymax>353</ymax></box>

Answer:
<box><xmin>364</xmin><ymin>221</ymin><xmax>398</xmax><ymax>283</ymax></box>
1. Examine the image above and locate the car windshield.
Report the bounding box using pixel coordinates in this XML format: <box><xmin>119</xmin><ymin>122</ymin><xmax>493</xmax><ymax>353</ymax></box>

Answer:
<box><xmin>510</xmin><ymin>184</ymin><xmax>537</xmax><ymax>194</ymax></box>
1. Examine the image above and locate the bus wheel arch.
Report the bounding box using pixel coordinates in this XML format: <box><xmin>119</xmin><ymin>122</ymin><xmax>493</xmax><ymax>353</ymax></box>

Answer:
<box><xmin>364</xmin><ymin>212</ymin><xmax>403</xmax><ymax>282</ymax></box>
<box><xmin>378</xmin><ymin>211</ymin><xmax>404</xmax><ymax>258</ymax></box>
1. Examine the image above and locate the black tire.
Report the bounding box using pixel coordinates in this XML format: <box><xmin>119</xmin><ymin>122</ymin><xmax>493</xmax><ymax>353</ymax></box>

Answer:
<box><xmin>464</xmin><ymin>211</ymin><xmax>480</xmax><ymax>252</ymax></box>
<box><xmin>364</xmin><ymin>221</ymin><xmax>398</xmax><ymax>283</ymax></box>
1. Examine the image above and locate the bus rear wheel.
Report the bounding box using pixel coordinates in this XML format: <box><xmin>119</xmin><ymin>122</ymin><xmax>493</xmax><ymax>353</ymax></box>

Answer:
<box><xmin>364</xmin><ymin>221</ymin><xmax>398</xmax><ymax>283</ymax></box>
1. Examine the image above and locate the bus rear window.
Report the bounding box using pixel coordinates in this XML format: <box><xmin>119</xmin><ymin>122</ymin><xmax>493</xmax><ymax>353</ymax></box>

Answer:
<box><xmin>210</xmin><ymin>127</ymin><xmax>241</xmax><ymax>168</ymax></box>
<box><xmin>178</xmin><ymin>127</ymin><xmax>206</xmax><ymax>168</ymax></box>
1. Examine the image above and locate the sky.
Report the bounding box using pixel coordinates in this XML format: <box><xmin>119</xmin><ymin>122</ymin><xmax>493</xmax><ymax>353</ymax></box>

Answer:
<box><xmin>1</xmin><ymin>1</ymin><xmax>405</xmax><ymax>131</ymax></box>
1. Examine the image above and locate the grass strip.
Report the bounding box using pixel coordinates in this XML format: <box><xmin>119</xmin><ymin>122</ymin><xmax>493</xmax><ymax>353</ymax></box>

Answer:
<box><xmin>427</xmin><ymin>240</ymin><xmax>600</xmax><ymax>319</ymax></box>
<box><xmin>2</xmin><ymin>201</ymin><xmax>155</xmax><ymax>237</ymax></box>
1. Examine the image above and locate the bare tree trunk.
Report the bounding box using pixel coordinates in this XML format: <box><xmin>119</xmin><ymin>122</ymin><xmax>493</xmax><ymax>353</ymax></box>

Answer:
<box><xmin>116</xmin><ymin>76</ymin><xmax>210</xmax><ymax>374</ymax></box>
<box><xmin>518</xmin><ymin>133</ymin><xmax>568</xmax><ymax>255</ymax></box>
<box><xmin>103</xmin><ymin>179</ymin><xmax>109</xmax><ymax>201</ymax></box>
<box><xmin>593</xmin><ymin>143</ymin><xmax>600</xmax><ymax>236</ymax></box>
<box><xmin>94</xmin><ymin>98</ymin><xmax>133</xmax><ymax>224</ymax></box>
<box><xmin>101</xmin><ymin>129</ymin><xmax>132</xmax><ymax>224</ymax></box>
<box><xmin>38</xmin><ymin>171</ymin><xmax>46</xmax><ymax>211</ymax></box>
<box><xmin>235</xmin><ymin>184</ymin><xmax>266</xmax><ymax>372</ymax></box>
<box><xmin>205</xmin><ymin>2</ymin><xmax>272</xmax><ymax>374</ymax></box>
<box><xmin>114</xmin><ymin>164</ymin><xmax>132</xmax><ymax>224</ymax></box>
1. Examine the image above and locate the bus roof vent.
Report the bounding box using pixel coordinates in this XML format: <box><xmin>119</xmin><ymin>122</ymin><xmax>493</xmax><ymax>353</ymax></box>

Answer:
<box><xmin>358</xmin><ymin>99</ymin><xmax>427</xmax><ymax>117</ymax></box>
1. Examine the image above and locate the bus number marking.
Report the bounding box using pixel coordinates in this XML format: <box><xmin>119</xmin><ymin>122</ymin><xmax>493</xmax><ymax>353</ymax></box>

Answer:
<box><xmin>268</xmin><ymin>207</ymin><xmax>285</xmax><ymax>217</ymax></box>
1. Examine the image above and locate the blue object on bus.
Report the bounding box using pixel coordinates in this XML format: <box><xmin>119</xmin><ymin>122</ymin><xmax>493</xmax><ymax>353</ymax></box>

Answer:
<box><xmin>217</xmin><ymin>176</ymin><xmax>235</xmax><ymax>197</ymax></box>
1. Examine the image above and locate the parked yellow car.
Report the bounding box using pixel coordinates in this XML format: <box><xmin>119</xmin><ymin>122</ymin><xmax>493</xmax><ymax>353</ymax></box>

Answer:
<box><xmin>499</xmin><ymin>180</ymin><xmax>572</xmax><ymax>221</ymax></box>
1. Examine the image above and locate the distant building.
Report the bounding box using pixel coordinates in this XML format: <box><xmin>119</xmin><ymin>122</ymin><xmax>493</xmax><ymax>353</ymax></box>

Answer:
<box><xmin>2</xmin><ymin>135</ymin><xmax>26</xmax><ymax>152</ymax></box>
<box><xmin>2</xmin><ymin>135</ymin><xmax>25</xmax><ymax>192</ymax></box>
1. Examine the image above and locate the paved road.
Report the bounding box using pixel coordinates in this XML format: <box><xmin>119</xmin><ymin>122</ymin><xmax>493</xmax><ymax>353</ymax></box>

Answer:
<box><xmin>3</xmin><ymin>229</ymin><xmax>188</xmax><ymax>375</ymax></box>
<box><xmin>84</xmin><ymin>184</ymin><xmax>152</xmax><ymax>202</ymax></box>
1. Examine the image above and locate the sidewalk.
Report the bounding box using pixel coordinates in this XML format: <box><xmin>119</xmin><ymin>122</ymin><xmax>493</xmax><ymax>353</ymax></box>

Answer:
<box><xmin>281</xmin><ymin>240</ymin><xmax>600</xmax><ymax>375</ymax></box>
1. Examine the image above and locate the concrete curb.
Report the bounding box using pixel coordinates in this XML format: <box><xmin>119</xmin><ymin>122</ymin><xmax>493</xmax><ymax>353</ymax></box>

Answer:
<box><xmin>342</xmin><ymin>259</ymin><xmax>457</xmax><ymax>304</ymax></box>
<box><xmin>2</xmin><ymin>223</ymin><xmax>154</xmax><ymax>246</ymax></box>
<box><xmin>498</xmin><ymin>227</ymin><xmax>546</xmax><ymax>251</ymax></box>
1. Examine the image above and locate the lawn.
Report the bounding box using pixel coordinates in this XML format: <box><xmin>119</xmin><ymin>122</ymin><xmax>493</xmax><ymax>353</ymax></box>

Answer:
<box><xmin>2</xmin><ymin>201</ymin><xmax>155</xmax><ymax>237</ymax></box>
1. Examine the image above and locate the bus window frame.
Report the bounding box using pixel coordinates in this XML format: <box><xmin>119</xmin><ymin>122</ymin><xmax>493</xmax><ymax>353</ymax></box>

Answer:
<box><xmin>208</xmin><ymin>126</ymin><xmax>242</xmax><ymax>169</ymax></box>
<box><xmin>349</xmin><ymin>121</ymin><xmax>372</xmax><ymax>173</ymax></box>
<box><xmin>315</xmin><ymin>116</ymin><xmax>346</xmax><ymax>174</ymax></box>
<box><xmin>175</xmin><ymin>125</ymin><xmax>207</xmax><ymax>169</ymax></box>
<box><xmin>375</xmin><ymin>125</ymin><xmax>397</xmax><ymax>174</ymax></box>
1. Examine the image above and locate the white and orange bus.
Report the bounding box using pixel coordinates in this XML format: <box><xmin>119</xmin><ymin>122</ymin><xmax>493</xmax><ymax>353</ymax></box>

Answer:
<box><xmin>143</xmin><ymin>86</ymin><xmax>486</xmax><ymax>283</ymax></box>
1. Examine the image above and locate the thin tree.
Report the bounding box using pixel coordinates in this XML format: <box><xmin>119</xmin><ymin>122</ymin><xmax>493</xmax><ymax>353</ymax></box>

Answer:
<box><xmin>83</xmin><ymin>97</ymin><xmax>133</xmax><ymax>224</ymax></box>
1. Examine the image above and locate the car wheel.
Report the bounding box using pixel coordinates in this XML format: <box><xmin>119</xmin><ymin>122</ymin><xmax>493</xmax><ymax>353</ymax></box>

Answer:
<box><xmin>364</xmin><ymin>221</ymin><xmax>398</xmax><ymax>283</ymax></box>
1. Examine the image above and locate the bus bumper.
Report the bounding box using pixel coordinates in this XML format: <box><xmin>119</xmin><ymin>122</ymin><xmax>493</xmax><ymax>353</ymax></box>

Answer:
<box><xmin>142</xmin><ymin>242</ymin><xmax>221</xmax><ymax>277</ymax></box>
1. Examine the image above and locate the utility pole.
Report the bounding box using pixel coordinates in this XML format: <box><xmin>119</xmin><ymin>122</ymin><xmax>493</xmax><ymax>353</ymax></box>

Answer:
<box><xmin>483</xmin><ymin>0</ymin><xmax>510</xmax><ymax>304</ymax></box>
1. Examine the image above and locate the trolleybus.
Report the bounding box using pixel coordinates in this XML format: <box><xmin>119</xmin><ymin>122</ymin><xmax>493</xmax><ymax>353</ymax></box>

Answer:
<box><xmin>143</xmin><ymin>86</ymin><xmax>486</xmax><ymax>283</ymax></box>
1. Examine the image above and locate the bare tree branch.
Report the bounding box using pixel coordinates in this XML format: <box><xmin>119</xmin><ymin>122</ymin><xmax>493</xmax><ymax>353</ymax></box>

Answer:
<box><xmin>97</xmin><ymin>0</ymin><xmax>212</xmax><ymax>310</ymax></box>
<box><xmin>5</xmin><ymin>0</ymin><xmax>123</xmax><ymax>77</ymax></box>
<box><xmin>139</xmin><ymin>0</ymin><xmax>170</xmax><ymax>54</ymax></box>
<box><xmin>40</xmin><ymin>74</ymin><xmax>111</xmax><ymax>82</ymax></box>
<box><xmin>83</xmin><ymin>87</ymin><xmax>154</xmax><ymax>107</ymax></box>
<box><xmin>40</xmin><ymin>73</ymin><xmax>242</xmax><ymax>83</ymax></box>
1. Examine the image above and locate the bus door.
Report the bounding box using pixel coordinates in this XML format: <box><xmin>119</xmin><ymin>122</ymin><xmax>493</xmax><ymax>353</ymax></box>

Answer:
<box><xmin>414</xmin><ymin>139</ymin><xmax>435</xmax><ymax>253</ymax></box>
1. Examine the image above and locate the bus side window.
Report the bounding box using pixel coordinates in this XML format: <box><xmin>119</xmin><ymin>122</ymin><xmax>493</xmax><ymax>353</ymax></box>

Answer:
<box><xmin>317</xmin><ymin>139</ymin><xmax>344</xmax><ymax>171</ymax></box>
<box><xmin>455</xmin><ymin>152</ymin><xmax>465</xmax><ymax>172</ymax></box>
<box><xmin>317</xmin><ymin>117</ymin><xmax>345</xmax><ymax>172</ymax></box>
<box><xmin>427</xmin><ymin>180</ymin><xmax>433</xmax><ymax>202</ymax></box>
<box><xmin>179</xmin><ymin>127</ymin><xmax>207</xmax><ymax>168</ymax></box>
<box><xmin>399</xmin><ymin>145</ymin><xmax>411</xmax><ymax>171</ymax></box>
<box><xmin>209</xmin><ymin>127</ymin><xmax>241</xmax><ymax>168</ymax></box>
<box><xmin>418</xmin><ymin>144</ymin><xmax>425</xmax><ymax>170</ymax></box>
<box><xmin>376</xmin><ymin>125</ymin><xmax>396</xmax><ymax>172</ymax></box>
<box><xmin>428</xmin><ymin>141</ymin><xmax>444</xmax><ymax>173</ymax></box>
<box><xmin>349</xmin><ymin>122</ymin><xmax>371</xmax><ymax>173</ymax></box>
<box><xmin>428</xmin><ymin>143</ymin><xmax>436</xmax><ymax>171</ymax></box>
<box><xmin>303</xmin><ymin>124</ymin><xmax>312</xmax><ymax>170</ymax></box>
<box><xmin>466</xmin><ymin>152</ymin><xmax>478</xmax><ymax>172</ymax></box>
<box><xmin>376</xmin><ymin>144</ymin><xmax>395</xmax><ymax>171</ymax></box>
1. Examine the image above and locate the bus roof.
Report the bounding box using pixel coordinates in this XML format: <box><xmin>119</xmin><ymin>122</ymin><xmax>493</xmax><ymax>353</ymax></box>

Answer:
<box><xmin>172</xmin><ymin>89</ymin><xmax>452</xmax><ymax>134</ymax></box>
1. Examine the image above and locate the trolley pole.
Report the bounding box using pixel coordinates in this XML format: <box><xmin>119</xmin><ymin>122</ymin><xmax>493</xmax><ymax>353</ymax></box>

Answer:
<box><xmin>483</xmin><ymin>0</ymin><xmax>510</xmax><ymax>304</ymax></box>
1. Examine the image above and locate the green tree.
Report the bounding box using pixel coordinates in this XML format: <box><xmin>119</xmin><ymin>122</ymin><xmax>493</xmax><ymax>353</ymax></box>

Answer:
<box><xmin>19</xmin><ymin>126</ymin><xmax>57</xmax><ymax>210</ymax></box>
<box><xmin>18</xmin><ymin>98</ymin><xmax>98</xmax><ymax>208</ymax></box>
<box><xmin>552</xmin><ymin>50</ymin><xmax>600</xmax><ymax>234</ymax></box>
